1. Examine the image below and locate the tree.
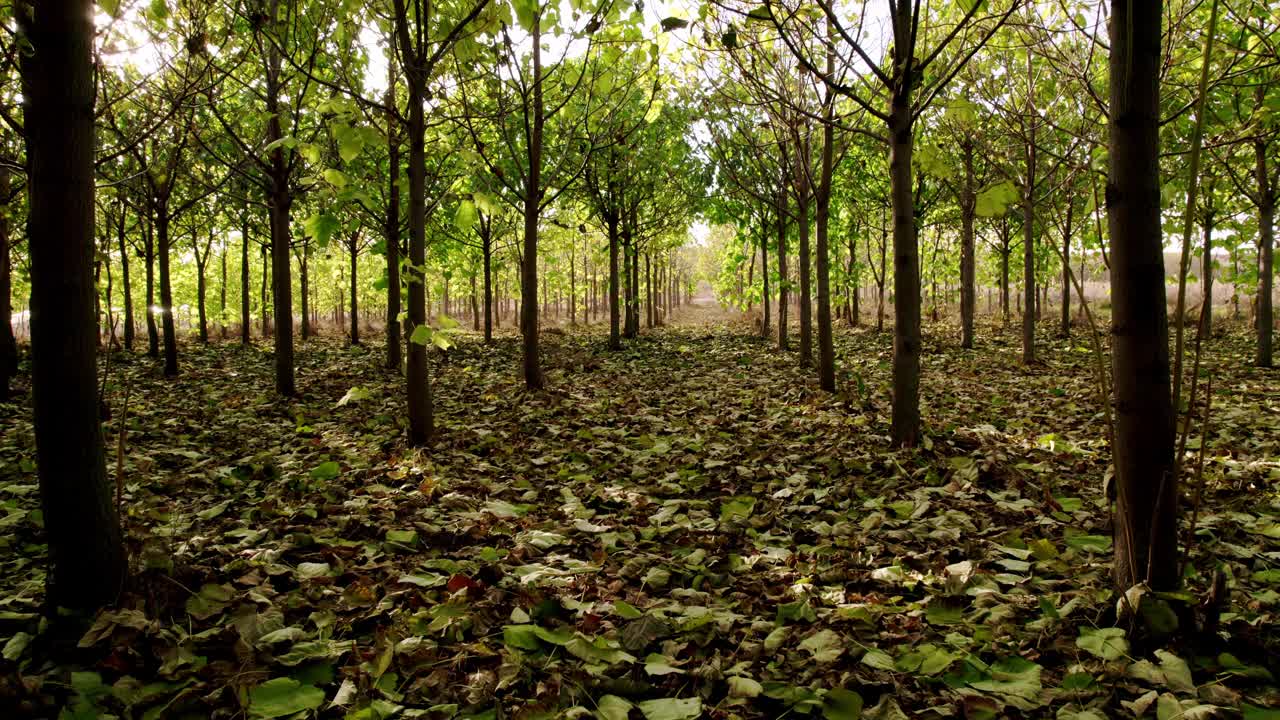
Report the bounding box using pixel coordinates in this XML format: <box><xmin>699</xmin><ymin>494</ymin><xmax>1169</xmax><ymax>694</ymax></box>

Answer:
<box><xmin>19</xmin><ymin>0</ymin><xmax>127</xmax><ymax>612</ymax></box>
<box><xmin>757</xmin><ymin>0</ymin><xmax>1017</xmax><ymax>446</ymax></box>
<box><xmin>1108</xmin><ymin>0</ymin><xmax>1178</xmax><ymax>591</ymax></box>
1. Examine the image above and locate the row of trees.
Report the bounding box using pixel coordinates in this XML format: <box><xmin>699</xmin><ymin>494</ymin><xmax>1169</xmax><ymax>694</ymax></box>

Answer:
<box><xmin>4</xmin><ymin>0</ymin><xmax>704</xmax><ymax>612</ymax></box>
<box><xmin>691</xmin><ymin>0</ymin><xmax>1277</xmax><ymax>592</ymax></box>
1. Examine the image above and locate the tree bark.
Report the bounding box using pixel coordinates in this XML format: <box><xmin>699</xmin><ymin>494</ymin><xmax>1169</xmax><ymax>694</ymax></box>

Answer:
<box><xmin>156</xmin><ymin>211</ymin><xmax>178</xmax><ymax>376</ymax></box>
<box><xmin>520</xmin><ymin>15</ymin><xmax>545</xmax><ymax>389</ymax></box>
<box><xmin>405</xmin><ymin>64</ymin><xmax>433</xmax><ymax>440</ymax></box>
<box><xmin>20</xmin><ymin>0</ymin><xmax>127</xmax><ymax>612</ymax></box>
<box><xmin>0</xmin><ymin>168</ymin><xmax>15</xmax><ymax>393</ymax></box>
<box><xmin>117</xmin><ymin>203</ymin><xmax>135</xmax><ymax>351</ymax></box>
<box><xmin>144</xmin><ymin>217</ymin><xmax>158</xmax><ymax>356</ymax></box>
<box><xmin>350</xmin><ymin>235</ymin><xmax>359</xmax><ymax>344</ymax></box>
<box><xmin>1108</xmin><ymin>0</ymin><xmax>1178</xmax><ymax>591</ymax></box>
<box><xmin>888</xmin><ymin>84</ymin><xmax>921</xmax><ymax>447</ymax></box>
<box><xmin>1256</xmin><ymin>137</ymin><xmax>1274</xmax><ymax>368</ymax></box>
<box><xmin>960</xmin><ymin>139</ymin><xmax>976</xmax><ymax>349</ymax></box>
<box><xmin>776</xmin><ymin>188</ymin><xmax>789</xmax><ymax>350</ymax></box>
<box><xmin>240</xmin><ymin>213</ymin><xmax>251</xmax><ymax>345</ymax></box>
<box><xmin>815</xmin><ymin>49</ymin><xmax>836</xmax><ymax>391</ymax></box>
<box><xmin>796</xmin><ymin>139</ymin><xmax>813</xmax><ymax>367</ymax></box>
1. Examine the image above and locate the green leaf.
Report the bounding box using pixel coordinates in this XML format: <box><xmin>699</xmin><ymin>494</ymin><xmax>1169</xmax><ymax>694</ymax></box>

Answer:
<box><xmin>1065</xmin><ymin>534</ymin><xmax>1112</xmax><ymax>553</ymax></box>
<box><xmin>386</xmin><ymin>529</ymin><xmax>418</xmax><ymax>546</ymax></box>
<box><xmin>513</xmin><ymin>0</ymin><xmax>538</xmax><ymax>31</ymax></box>
<box><xmin>334</xmin><ymin>124</ymin><xmax>365</xmax><ymax>162</ymax></box>
<box><xmin>660</xmin><ymin>17</ymin><xmax>689</xmax><ymax>31</ymax></box>
<box><xmin>822</xmin><ymin>688</ymin><xmax>864</xmax><ymax>720</ymax></box>
<box><xmin>746</xmin><ymin>5</ymin><xmax>771</xmax><ymax>21</ymax></box>
<box><xmin>503</xmin><ymin>625</ymin><xmax>541</xmax><ymax>651</ymax></box>
<box><xmin>799</xmin><ymin>629</ymin><xmax>843</xmax><ymax>663</ymax></box>
<box><xmin>303</xmin><ymin>213</ymin><xmax>340</xmax><ymax>247</ymax></box>
<box><xmin>322</xmin><ymin>169</ymin><xmax>348</xmax><ymax>189</ymax></box>
<box><xmin>728</xmin><ymin>676</ymin><xmax>763</xmax><ymax>698</ymax></box>
<box><xmin>247</xmin><ymin>678</ymin><xmax>323</xmax><ymax>719</ymax></box>
<box><xmin>637</xmin><ymin>697</ymin><xmax>702</xmax><ymax>720</ymax></box>
<box><xmin>100</xmin><ymin>0</ymin><xmax>122</xmax><ymax>17</ymax></box>
<box><xmin>862</xmin><ymin>649</ymin><xmax>896</xmax><ymax>671</ymax></box>
<box><xmin>454</xmin><ymin>200</ymin><xmax>478</xmax><ymax>232</ymax></box>
<box><xmin>310</xmin><ymin>461</ymin><xmax>341</xmax><ymax>481</ymax></box>
<box><xmin>409</xmin><ymin>325</ymin><xmax>432</xmax><ymax>346</ymax></box>
<box><xmin>1077</xmin><ymin>627</ymin><xmax>1129</xmax><ymax>660</ymax></box>
<box><xmin>597</xmin><ymin>695</ymin><xmax>634</xmax><ymax>720</ymax></box>
<box><xmin>956</xmin><ymin>0</ymin><xmax>988</xmax><ymax>13</ymax></box>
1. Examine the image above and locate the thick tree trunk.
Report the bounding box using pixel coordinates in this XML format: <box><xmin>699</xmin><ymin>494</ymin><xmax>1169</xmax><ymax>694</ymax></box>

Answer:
<box><xmin>1108</xmin><ymin>0</ymin><xmax>1178</xmax><ymax>591</ymax></box>
<box><xmin>888</xmin><ymin>93</ymin><xmax>921</xmax><ymax>447</ymax></box>
<box><xmin>405</xmin><ymin>67</ymin><xmax>433</xmax><ymax>441</ymax></box>
<box><xmin>264</xmin><ymin>8</ymin><xmax>295</xmax><ymax>395</ymax></box>
<box><xmin>20</xmin><ymin>0</ymin><xmax>127</xmax><ymax>612</ymax></box>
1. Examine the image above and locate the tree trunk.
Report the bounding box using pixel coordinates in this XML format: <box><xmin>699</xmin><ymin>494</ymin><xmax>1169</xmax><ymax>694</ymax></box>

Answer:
<box><xmin>144</xmin><ymin>217</ymin><xmax>158</xmax><ymax>356</ymax></box>
<box><xmin>0</xmin><ymin>168</ymin><xmax>16</xmax><ymax>393</ymax></box>
<box><xmin>1200</xmin><ymin>210</ymin><xmax>1214</xmax><ymax>338</ymax></box>
<box><xmin>888</xmin><ymin>90</ymin><xmax>921</xmax><ymax>447</ymax></box>
<box><xmin>960</xmin><ymin>139</ymin><xmax>976</xmax><ymax>349</ymax></box>
<box><xmin>194</xmin><ymin>231</ymin><xmax>208</xmax><ymax>344</ymax></box>
<box><xmin>482</xmin><ymin>223</ymin><xmax>493</xmax><ymax>342</ymax></box>
<box><xmin>156</xmin><ymin>211</ymin><xmax>178</xmax><ymax>376</ymax></box>
<box><xmin>241</xmin><ymin>213</ymin><xmax>251</xmax><ymax>345</ymax></box>
<box><xmin>299</xmin><ymin>247</ymin><xmax>310</xmax><ymax>341</ymax></box>
<box><xmin>403</xmin><ymin>54</ymin><xmax>434</xmax><ymax>441</ymax></box>
<box><xmin>1061</xmin><ymin>202</ymin><xmax>1073</xmax><ymax>337</ymax></box>
<box><xmin>219</xmin><ymin>230</ymin><xmax>227</xmax><ymax>339</ymax></box>
<box><xmin>20</xmin><ymin>0</ymin><xmax>127</xmax><ymax>612</ymax></box>
<box><xmin>519</xmin><ymin>15</ymin><xmax>545</xmax><ymax>389</ymax></box>
<box><xmin>385</xmin><ymin>57</ymin><xmax>403</xmax><ymax>369</ymax></box>
<box><xmin>608</xmin><ymin>215</ymin><xmax>621</xmax><ymax>348</ymax></box>
<box><xmin>350</xmin><ymin>237</ymin><xmax>360</xmax><ymax>344</ymax></box>
<box><xmin>1256</xmin><ymin>137</ymin><xmax>1274</xmax><ymax>368</ymax></box>
<box><xmin>796</xmin><ymin>145</ymin><xmax>813</xmax><ymax>367</ymax></box>
<box><xmin>1108</xmin><ymin>0</ymin><xmax>1178</xmax><ymax>592</ymax></box>
<box><xmin>815</xmin><ymin>56</ymin><xmax>836</xmax><ymax>390</ymax></box>
<box><xmin>761</xmin><ymin>217</ymin><xmax>771</xmax><ymax>339</ymax></box>
<box><xmin>264</xmin><ymin>6</ymin><xmax>295</xmax><ymax>395</ymax></box>
<box><xmin>1022</xmin><ymin>98</ymin><xmax>1037</xmax><ymax>364</ymax></box>
<box><xmin>116</xmin><ymin>204</ymin><xmax>134</xmax><ymax>351</ymax></box>
<box><xmin>776</xmin><ymin>189</ymin><xmax>789</xmax><ymax>350</ymax></box>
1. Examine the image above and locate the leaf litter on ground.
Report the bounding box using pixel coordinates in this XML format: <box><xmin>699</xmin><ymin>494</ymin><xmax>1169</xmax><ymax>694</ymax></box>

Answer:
<box><xmin>0</xmin><ymin>316</ymin><xmax>1278</xmax><ymax>719</ymax></box>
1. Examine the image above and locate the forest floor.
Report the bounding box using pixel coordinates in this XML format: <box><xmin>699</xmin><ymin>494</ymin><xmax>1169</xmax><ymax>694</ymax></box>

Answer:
<box><xmin>1</xmin><ymin>306</ymin><xmax>1279</xmax><ymax>720</ymax></box>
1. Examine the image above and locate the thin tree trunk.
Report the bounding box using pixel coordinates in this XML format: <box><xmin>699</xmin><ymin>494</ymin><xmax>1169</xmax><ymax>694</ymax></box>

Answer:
<box><xmin>118</xmin><ymin>200</ymin><xmax>135</xmax><ymax>351</ymax></box>
<box><xmin>156</xmin><ymin>211</ymin><xmax>178</xmax><ymax>375</ymax></box>
<box><xmin>815</xmin><ymin>46</ymin><xmax>836</xmax><ymax>390</ymax></box>
<box><xmin>777</xmin><ymin>189</ymin><xmax>789</xmax><ymax>350</ymax></box>
<box><xmin>519</xmin><ymin>14</ymin><xmax>545</xmax><ymax>389</ymax></box>
<box><xmin>960</xmin><ymin>139</ymin><xmax>976</xmax><ymax>349</ymax></box>
<box><xmin>350</xmin><ymin>236</ymin><xmax>359</xmax><ymax>344</ymax></box>
<box><xmin>1256</xmin><ymin>135</ymin><xmax>1274</xmax><ymax>368</ymax></box>
<box><xmin>145</xmin><ymin>217</ymin><xmax>158</xmax><ymax>356</ymax></box>
<box><xmin>241</xmin><ymin>213</ymin><xmax>251</xmax><ymax>345</ymax></box>
<box><xmin>0</xmin><ymin>168</ymin><xmax>16</xmax><ymax>393</ymax></box>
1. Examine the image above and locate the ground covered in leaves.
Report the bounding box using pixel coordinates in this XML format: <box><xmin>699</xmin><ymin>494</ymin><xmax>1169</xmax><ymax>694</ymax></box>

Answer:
<box><xmin>1</xmin><ymin>309</ymin><xmax>1279</xmax><ymax>720</ymax></box>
